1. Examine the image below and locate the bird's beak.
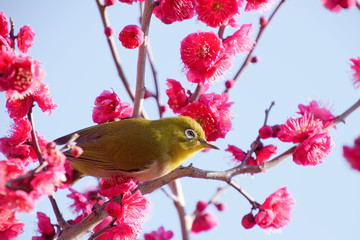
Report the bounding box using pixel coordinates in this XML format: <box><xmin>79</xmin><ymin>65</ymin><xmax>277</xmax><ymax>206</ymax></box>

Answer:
<box><xmin>200</xmin><ymin>140</ymin><xmax>219</xmax><ymax>150</ymax></box>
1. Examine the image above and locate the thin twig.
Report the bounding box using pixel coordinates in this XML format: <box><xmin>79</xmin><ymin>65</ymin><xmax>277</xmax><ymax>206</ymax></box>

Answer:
<box><xmin>189</xmin><ymin>84</ymin><xmax>202</xmax><ymax>103</ymax></box>
<box><xmin>95</xmin><ymin>0</ymin><xmax>135</xmax><ymax>102</ymax></box>
<box><xmin>168</xmin><ymin>179</ymin><xmax>189</xmax><ymax>240</ymax></box>
<box><xmin>229</xmin><ymin>181</ymin><xmax>260</xmax><ymax>209</ymax></box>
<box><xmin>356</xmin><ymin>1</ymin><xmax>360</xmax><ymax>10</ymax></box>
<box><xmin>225</xmin><ymin>0</ymin><xmax>286</xmax><ymax>93</ymax></box>
<box><xmin>132</xmin><ymin>0</ymin><xmax>155</xmax><ymax>118</ymax></box>
<box><xmin>48</xmin><ymin>195</ymin><xmax>70</xmax><ymax>230</ymax></box>
<box><xmin>28</xmin><ymin>106</ymin><xmax>45</xmax><ymax>164</ymax></box>
<box><xmin>146</xmin><ymin>41</ymin><xmax>163</xmax><ymax>118</ymax></box>
<box><xmin>328</xmin><ymin>98</ymin><xmax>360</xmax><ymax>129</ymax></box>
<box><xmin>242</xmin><ymin>101</ymin><xmax>275</xmax><ymax>166</ymax></box>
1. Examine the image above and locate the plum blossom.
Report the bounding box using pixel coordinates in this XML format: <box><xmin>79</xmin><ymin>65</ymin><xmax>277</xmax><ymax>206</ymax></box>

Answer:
<box><xmin>293</xmin><ymin>130</ymin><xmax>334</xmax><ymax>166</ymax></box>
<box><xmin>17</xmin><ymin>25</ymin><xmax>36</xmax><ymax>54</ymax></box>
<box><xmin>99</xmin><ymin>175</ymin><xmax>138</xmax><ymax>199</ymax></box>
<box><xmin>0</xmin><ymin>11</ymin><xmax>10</xmax><ymax>38</ymax></box>
<box><xmin>154</xmin><ymin>0</ymin><xmax>196</xmax><ymax>24</ymax></box>
<box><xmin>32</xmin><ymin>212</ymin><xmax>55</xmax><ymax>240</ymax></box>
<box><xmin>0</xmin><ymin>55</ymin><xmax>44</xmax><ymax>100</ymax></box>
<box><xmin>0</xmin><ymin>209</ymin><xmax>24</xmax><ymax>240</ymax></box>
<box><xmin>191</xmin><ymin>211</ymin><xmax>218</xmax><ymax>233</ymax></box>
<box><xmin>255</xmin><ymin>187</ymin><xmax>295</xmax><ymax>229</ymax></box>
<box><xmin>166</xmin><ymin>79</ymin><xmax>189</xmax><ymax>114</ymax></box>
<box><xmin>223</xmin><ymin>24</ymin><xmax>254</xmax><ymax>56</ymax></box>
<box><xmin>298</xmin><ymin>100</ymin><xmax>335</xmax><ymax>128</ymax></box>
<box><xmin>245</xmin><ymin>0</ymin><xmax>277</xmax><ymax>12</ymax></box>
<box><xmin>278</xmin><ymin>113</ymin><xmax>323</xmax><ymax>143</ymax></box>
<box><xmin>92</xmin><ymin>90</ymin><xmax>133</xmax><ymax>124</ymax></box>
<box><xmin>144</xmin><ymin>226</ymin><xmax>174</xmax><ymax>240</ymax></box>
<box><xmin>321</xmin><ymin>0</ymin><xmax>356</xmax><ymax>12</ymax></box>
<box><xmin>350</xmin><ymin>57</ymin><xmax>360</xmax><ymax>88</ymax></box>
<box><xmin>67</xmin><ymin>188</ymin><xmax>93</xmax><ymax>215</ymax></box>
<box><xmin>343</xmin><ymin>136</ymin><xmax>360</xmax><ymax>171</ymax></box>
<box><xmin>196</xmin><ymin>0</ymin><xmax>243</xmax><ymax>28</ymax></box>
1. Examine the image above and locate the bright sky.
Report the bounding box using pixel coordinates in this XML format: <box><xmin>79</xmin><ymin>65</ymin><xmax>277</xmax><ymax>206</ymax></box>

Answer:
<box><xmin>1</xmin><ymin>1</ymin><xmax>360</xmax><ymax>239</ymax></box>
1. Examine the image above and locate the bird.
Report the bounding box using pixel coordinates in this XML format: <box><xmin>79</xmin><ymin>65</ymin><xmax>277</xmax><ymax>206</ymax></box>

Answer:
<box><xmin>54</xmin><ymin>116</ymin><xmax>218</xmax><ymax>182</ymax></box>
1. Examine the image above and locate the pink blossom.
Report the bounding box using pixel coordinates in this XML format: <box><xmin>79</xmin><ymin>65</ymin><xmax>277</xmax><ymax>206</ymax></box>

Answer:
<box><xmin>92</xmin><ymin>90</ymin><xmax>133</xmax><ymax>124</ymax></box>
<box><xmin>0</xmin><ymin>118</ymin><xmax>36</xmax><ymax>165</ymax></box>
<box><xmin>180</xmin><ymin>31</ymin><xmax>232</xmax><ymax>84</ymax></box>
<box><xmin>255</xmin><ymin>187</ymin><xmax>295</xmax><ymax>229</ymax></box>
<box><xmin>0</xmin><ymin>11</ymin><xmax>10</xmax><ymax>37</ymax></box>
<box><xmin>298</xmin><ymin>101</ymin><xmax>335</xmax><ymax>128</ymax></box>
<box><xmin>119</xmin><ymin>0</ymin><xmax>144</xmax><ymax>4</ymax></box>
<box><xmin>191</xmin><ymin>211</ymin><xmax>218</xmax><ymax>233</ymax></box>
<box><xmin>0</xmin><ymin>209</ymin><xmax>24</xmax><ymax>240</ymax></box>
<box><xmin>293</xmin><ymin>130</ymin><xmax>334</xmax><ymax>166</ymax></box>
<box><xmin>119</xmin><ymin>190</ymin><xmax>148</xmax><ymax>226</ymax></box>
<box><xmin>144</xmin><ymin>226</ymin><xmax>174</xmax><ymax>240</ymax></box>
<box><xmin>196</xmin><ymin>0</ymin><xmax>242</xmax><ymax>28</ymax></box>
<box><xmin>254</xmin><ymin>144</ymin><xmax>277</xmax><ymax>165</ymax></box>
<box><xmin>154</xmin><ymin>0</ymin><xmax>196</xmax><ymax>24</ymax></box>
<box><xmin>33</xmin><ymin>212</ymin><xmax>55</xmax><ymax>239</ymax></box>
<box><xmin>67</xmin><ymin>188</ymin><xmax>93</xmax><ymax>215</ymax></box>
<box><xmin>0</xmin><ymin>36</ymin><xmax>12</xmax><ymax>52</ymax></box>
<box><xmin>17</xmin><ymin>25</ymin><xmax>36</xmax><ymax>54</ymax></box>
<box><xmin>278</xmin><ymin>113</ymin><xmax>323</xmax><ymax>143</ymax></box>
<box><xmin>350</xmin><ymin>57</ymin><xmax>360</xmax><ymax>88</ymax></box>
<box><xmin>119</xmin><ymin>25</ymin><xmax>144</xmax><ymax>49</ymax></box>
<box><xmin>99</xmin><ymin>175</ymin><xmax>138</xmax><ymax>199</ymax></box>
<box><xmin>223</xmin><ymin>24</ymin><xmax>253</xmax><ymax>56</ymax></box>
<box><xmin>343</xmin><ymin>136</ymin><xmax>360</xmax><ymax>171</ymax></box>
<box><xmin>321</xmin><ymin>0</ymin><xmax>356</xmax><ymax>12</ymax></box>
<box><xmin>225</xmin><ymin>144</ymin><xmax>248</xmax><ymax>162</ymax></box>
<box><xmin>6</xmin><ymin>97</ymin><xmax>32</xmax><ymax>119</ymax></box>
<box><xmin>102</xmin><ymin>223</ymin><xmax>140</xmax><ymax>240</ymax></box>
<box><xmin>0</xmin><ymin>55</ymin><xmax>44</xmax><ymax>101</ymax></box>
<box><xmin>214</xmin><ymin>202</ymin><xmax>225</xmax><ymax>211</ymax></box>
<box><xmin>245</xmin><ymin>0</ymin><xmax>277</xmax><ymax>12</ymax></box>
<box><xmin>166</xmin><ymin>79</ymin><xmax>189</xmax><ymax>114</ymax></box>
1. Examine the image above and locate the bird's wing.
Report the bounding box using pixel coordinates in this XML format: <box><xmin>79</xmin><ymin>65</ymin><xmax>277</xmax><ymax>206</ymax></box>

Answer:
<box><xmin>57</xmin><ymin>119</ymin><xmax>167</xmax><ymax>172</ymax></box>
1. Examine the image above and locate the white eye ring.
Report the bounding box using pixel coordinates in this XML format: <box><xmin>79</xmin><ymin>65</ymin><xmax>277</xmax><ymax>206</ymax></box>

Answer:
<box><xmin>185</xmin><ymin>129</ymin><xmax>196</xmax><ymax>139</ymax></box>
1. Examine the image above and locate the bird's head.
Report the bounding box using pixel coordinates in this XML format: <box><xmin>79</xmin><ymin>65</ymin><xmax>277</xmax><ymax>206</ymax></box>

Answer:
<box><xmin>161</xmin><ymin>116</ymin><xmax>219</xmax><ymax>158</ymax></box>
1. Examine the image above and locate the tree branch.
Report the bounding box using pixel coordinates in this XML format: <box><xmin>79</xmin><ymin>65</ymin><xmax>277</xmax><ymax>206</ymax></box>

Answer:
<box><xmin>132</xmin><ymin>0</ymin><xmax>155</xmax><ymax>118</ymax></box>
<box><xmin>225</xmin><ymin>0</ymin><xmax>286</xmax><ymax>93</ymax></box>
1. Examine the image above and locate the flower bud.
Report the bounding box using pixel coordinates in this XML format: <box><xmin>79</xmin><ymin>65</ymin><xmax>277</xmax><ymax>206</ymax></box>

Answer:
<box><xmin>104</xmin><ymin>26</ymin><xmax>114</xmax><ymax>37</ymax></box>
<box><xmin>104</xmin><ymin>0</ymin><xmax>116</xmax><ymax>6</ymax></box>
<box><xmin>119</xmin><ymin>25</ymin><xmax>144</xmax><ymax>49</ymax></box>
<box><xmin>259</xmin><ymin>125</ymin><xmax>273</xmax><ymax>139</ymax></box>
<box><xmin>251</xmin><ymin>56</ymin><xmax>259</xmax><ymax>63</ymax></box>
<box><xmin>196</xmin><ymin>200</ymin><xmax>208</xmax><ymax>212</ymax></box>
<box><xmin>242</xmin><ymin>212</ymin><xmax>256</xmax><ymax>229</ymax></box>
<box><xmin>70</xmin><ymin>145</ymin><xmax>83</xmax><ymax>158</ymax></box>
<box><xmin>105</xmin><ymin>201</ymin><xmax>122</xmax><ymax>217</ymax></box>
<box><xmin>144</xmin><ymin>90</ymin><xmax>153</xmax><ymax>99</ymax></box>
<box><xmin>260</xmin><ymin>16</ymin><xmax>268</xmax><ymax>27</ymax></box>
<box><xmin>225</xmin><ymin>80</ymin><xmax>235</xmax><ymax>89</ymax></box>
<box><xmin>214</xmin><ymin>202</ymin><xmax>226</xmax><ymax>211</ymax></box>
<box><xmin>271</xmin><ymin>124</ymin><xmax>281</xmax><ymax>138</ymax></box>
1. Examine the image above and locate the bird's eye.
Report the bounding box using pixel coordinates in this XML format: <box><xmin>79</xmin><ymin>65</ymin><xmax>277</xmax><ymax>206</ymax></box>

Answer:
<box><xmin>185</xmin><ymin>129</ymin><xmax>196</xmax><ymax>139</ymax></box>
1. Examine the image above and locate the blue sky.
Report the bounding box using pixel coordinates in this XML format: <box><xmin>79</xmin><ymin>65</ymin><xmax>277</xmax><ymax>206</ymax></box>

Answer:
<box><xmin>1</xmin><ymin>1</ymin><xmax>360</xmax><ymax>239</ymax></box>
